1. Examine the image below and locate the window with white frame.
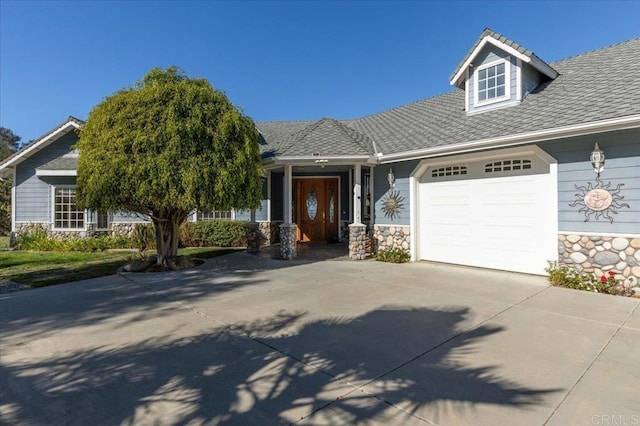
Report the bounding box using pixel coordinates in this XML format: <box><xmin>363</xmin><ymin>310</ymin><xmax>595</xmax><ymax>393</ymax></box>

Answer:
<box><xmin>197</xmin><ymin>210</ymin><xmax>234</xmax><ymax>220</ymax></box>
<box><xmin>485</xmin><ymin>159</ymin><xmax>532</xmax><ymax>173</ymax></box>
<box><xmin>96</xmin><ymin>211</ymin><xmax>110</xmax><ymax>229</ymax></box>
<box><xmin>54</xmin><ymin>187</ymin><xmax>84</xmax><ymax>229</ymax></box>
<box><xmin>475</xmin><ymin>59</ymin><xmax>510</xmax><ymax>105</ymax></box>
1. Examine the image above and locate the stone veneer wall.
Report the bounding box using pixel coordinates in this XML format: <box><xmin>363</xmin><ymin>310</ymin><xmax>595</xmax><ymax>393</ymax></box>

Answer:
<box><xmin>373</xmin><ymin>225</ymin><xmax>411</xmax><ymax>254</ymax></box>
<box><xmin>111</xmin><ymin>222</ymin><xmax>139</xmax><ymax>237</ymax></box>
<box><xmin>558</xmin><ymin>234</ymin><xmax>640</xmax><ymax>289</ymax></box>
<box><xmin>257</xmin><ymin>221</ymin><xmax>281</xmax><ymax>245</ymax></box>
<box><xmin>15</xmin><ymin>222</ymin><xmax>96</xmax><ymax>239</ymax></box>
<box><xmin>279</xmin><ymin>224</ymin><xmax>297</xmax><ymax>260</ymax></box>
<box><xmin>348</xmin><ymin>224</ymin><xmax>368</xmax><ymax>260</ymax></box>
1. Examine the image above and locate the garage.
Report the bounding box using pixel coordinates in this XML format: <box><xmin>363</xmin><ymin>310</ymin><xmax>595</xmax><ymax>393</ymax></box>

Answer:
<box><xmin>415</xmin><ymin>147</ymin><xmax>557</xmax><ymax>275</ymax></box>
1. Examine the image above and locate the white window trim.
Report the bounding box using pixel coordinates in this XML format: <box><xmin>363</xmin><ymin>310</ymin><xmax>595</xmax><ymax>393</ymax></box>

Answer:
<box><xmin>473</xmin><ymin>57</ymin><xmax>511</xmax><ymax>107</ymax></box>
<box><xmin>51</xmin><ymin>185</ymin><xmax>87</xmax><ymax>231</ymax></box>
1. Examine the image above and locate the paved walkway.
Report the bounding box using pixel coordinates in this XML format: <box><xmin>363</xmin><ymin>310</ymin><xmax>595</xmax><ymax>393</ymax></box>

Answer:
<box><xmin>1</xmin><ymin>252</ymin><xmax>638</xmax><ymax>425</ymax></box>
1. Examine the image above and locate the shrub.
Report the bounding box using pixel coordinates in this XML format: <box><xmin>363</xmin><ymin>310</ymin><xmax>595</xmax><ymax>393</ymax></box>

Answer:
<box><xmin>180</xmin><ymin>220</ymin><xmax>247</xmax><ymax>247</ymax></box>
<box><xmin>14</xmin><ymin>225</ymin><xmax>136</xmax><ymax>252</ymax></box>
<box><xmin>546</xmin><ymin>261</ymin><xmax>634</xmax><ymax>297</ymax></box>
<box><xmin>14</xmin><ymin>225</ymin><xmax>51</xmax><ymax>250</ymax></box>
<box><xmin>132</xmin><ymin>223</ymin><xmax>156</xmax><ymax>253</ymax></box>
<box><xmin>375</xmin><ymin>247</ymin><xmax>410</xmax><ymax>263</ymax></box>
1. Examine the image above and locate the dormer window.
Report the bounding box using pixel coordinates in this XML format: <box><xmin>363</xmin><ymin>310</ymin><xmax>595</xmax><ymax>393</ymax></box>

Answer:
<box><xmin>450</xmin><ymin>29</ymin><xmax>559</xmax><ymax>114</ymax></box>
<box><xmin>474</xmin><ymin>58</ymin><xmax>510</xmax><ymax>106</ymax></box>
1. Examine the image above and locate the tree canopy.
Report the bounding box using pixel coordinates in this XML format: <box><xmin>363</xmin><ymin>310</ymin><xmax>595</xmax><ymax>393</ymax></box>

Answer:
<box><xmin>76</xmin><ymin>67</ymin><xmax>263</xmax><ymax>265</ymax></box>
<box><xmin>0</xmin><ymin>127</ymin><xmax>21</xmax><ymax>161</ymax></box>
<box><xmin>0</xmin><ymin>127</ymin><xmax>20</xmax><ymax>235</ymax></box>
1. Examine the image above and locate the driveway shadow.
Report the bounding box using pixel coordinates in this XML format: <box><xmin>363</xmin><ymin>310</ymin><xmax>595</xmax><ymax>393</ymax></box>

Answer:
<box><xmin>1</xmin><ymin>306</ymin><xmax>560</xmax><ymax>424</ymax></box>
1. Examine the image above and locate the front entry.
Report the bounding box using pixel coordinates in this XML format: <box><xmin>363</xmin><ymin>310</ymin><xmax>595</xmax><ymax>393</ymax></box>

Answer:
<box><xmin>294</xmin><ymin>178</ymin><xmax>339</xmax><ymax>242</ymax></box>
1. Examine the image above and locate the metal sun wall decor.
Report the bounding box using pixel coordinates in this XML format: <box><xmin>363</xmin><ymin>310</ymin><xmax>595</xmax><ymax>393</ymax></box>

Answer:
<box><xmin>569</xmin><ymin>177</ymin><xmax>630</xmax><ymax>223</ymax></box>
<box><xmin>381</xmin><ymin>190</ymin><xmax>405</xmax><ymax>220</ymax></box>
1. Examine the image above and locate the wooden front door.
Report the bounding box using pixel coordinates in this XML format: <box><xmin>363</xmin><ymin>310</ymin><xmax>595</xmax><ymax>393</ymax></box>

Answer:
<box><xmin>295</xmin><ymin>178</ymin><xmax>339</xmax><ymax>242</ymax></box>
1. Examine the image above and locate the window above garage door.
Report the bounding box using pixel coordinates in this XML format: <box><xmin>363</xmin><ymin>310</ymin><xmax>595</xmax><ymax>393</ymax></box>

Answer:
<box><xmin>419</xmin><ymin>151</ymin><xmax>549</xmax><ymax>183</ymax></box>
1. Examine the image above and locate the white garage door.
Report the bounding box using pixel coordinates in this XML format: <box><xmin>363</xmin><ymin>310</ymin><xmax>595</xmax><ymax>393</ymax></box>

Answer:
<box><xmin>418</xmin><ymin>153</ymin><xmax>556</xmax><ymax>275</ymax></box>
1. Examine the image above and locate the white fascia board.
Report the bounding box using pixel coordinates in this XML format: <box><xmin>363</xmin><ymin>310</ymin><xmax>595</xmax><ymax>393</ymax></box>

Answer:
<box><xmin>263</xmin><ymin>156</ymin><xmax>370</xmax><ymax>167</ymax></box>
<box><xmin>0</xmin><ymin>121</ymin><xmax>82</xmax><ymax>171</ymax></box>
<box><xmin>450</xmin><ymin>36</ymin><xmax>531</xmax><ymax>87</ymax></box>
<box><xmin>35</xmin><ymin>169</ymin><xmax>77</xmax><ymax>177</ymax></box>
<box><xmin>377</xmin><ymin>115</ymin><xmax>640</xmax><ymax>164</ymax></box>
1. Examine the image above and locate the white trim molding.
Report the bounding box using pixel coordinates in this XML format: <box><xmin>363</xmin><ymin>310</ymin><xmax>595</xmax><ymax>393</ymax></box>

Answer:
<box><xmin>473</xmin><ymin>57</ymin><xmax>511</xmax><ymax>107</ymax></box>
<box><xmin>558</xmin><ymin>231</ymin><xmax>640</xmax><ymax>239</ymax></box>
<box><xmin>11</xmin><ymin>168</ymin><xmax>16</xmax><ymax>233</ymax></box>
<box><xmin>35</xmin><ymin>169</ymin><xmax>77</xmax><ymax>177</ymax></box>
<box><xmin>451</xmin><ymin>35</ymin><xmax>557</xmax><ymax>87</ymax></box>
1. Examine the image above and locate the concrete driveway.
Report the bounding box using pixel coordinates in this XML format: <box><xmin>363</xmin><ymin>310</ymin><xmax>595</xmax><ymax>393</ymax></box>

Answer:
<box><xmin>1</xmin><ymin>252</ymin><xmax>638</xmax><ymax>425</ymax></box>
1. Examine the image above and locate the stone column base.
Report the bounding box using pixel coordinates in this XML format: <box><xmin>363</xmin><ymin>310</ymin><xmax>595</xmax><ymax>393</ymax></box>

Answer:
<box><xmin>280</xmin><ymin>224</ymin><xmax>297</xmax><ymax>260</ymax></box>
<box><xmin>246</xmin><ymin>222</ymin><xmax>261</xmax><ymax>254</ymax></box>
<box><xmin>349</xmin><ymin>223</ymin><xmax>367</xmax><ymax>260</ymax></box>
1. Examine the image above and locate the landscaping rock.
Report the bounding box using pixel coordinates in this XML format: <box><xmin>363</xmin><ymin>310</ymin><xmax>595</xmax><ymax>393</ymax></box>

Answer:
<box><xmin>612</xmin><ymin>238</ymin><xmax>629</xmax><ymax>251</ymax></box>
<box><xmin>123</xmin><ymin>260</ymin><xmax>152</xmax><ymax>272</ymax></box>
<box><xmin>167</xmin><ymin>256</ymin><xmax>197</xmax><ymax>271</ymax></box>
<box><xmin>569</xmin><ymin>252</ymin><xmax>587</xmax><ymax>263</ymax></box>
<box><xmin>593</xmin><ymin>251</ymin><xmax>619</xmax><ymax>266</ymax></box>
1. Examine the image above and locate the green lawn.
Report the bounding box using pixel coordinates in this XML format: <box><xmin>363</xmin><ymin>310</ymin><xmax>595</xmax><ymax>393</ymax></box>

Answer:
<box><xmin>0</xmin><ymin>247</ymin><xmax>242</xmax><ymax>288</ymax></box>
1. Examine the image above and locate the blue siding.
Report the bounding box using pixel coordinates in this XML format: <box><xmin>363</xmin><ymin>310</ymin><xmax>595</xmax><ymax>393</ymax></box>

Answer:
<box><xmin>374</xmin><ymin>160</ymin><xmax>419</xmax><ymax>226</ymax></box>
<box><xmin>111</xmin><ymin>212</ymin><xmax>148</xmax><ymax>223</ymax></box>
<box><xmin>521</xmin><ymin>63</ymin><xmax>541</xmax><ymax>99</ymax></box>
<box><xmin>15</xmin><ymin>132</ymin><xmax>78</xmax><ymax>223</ymax></box>
<box><xmin>539</xmin><ymin>128</ymin><xmax>640</xmax><ymax>235</ymax></box>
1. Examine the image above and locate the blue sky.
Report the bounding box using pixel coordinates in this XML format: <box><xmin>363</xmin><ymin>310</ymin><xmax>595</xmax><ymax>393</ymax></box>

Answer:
<box><xmin>1</xmin><ymin>1</ymin><xmax>639</xmax><ymax>144</ymax></box>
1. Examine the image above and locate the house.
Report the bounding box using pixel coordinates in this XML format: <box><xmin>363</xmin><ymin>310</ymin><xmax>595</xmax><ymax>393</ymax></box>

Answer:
<box><xmin>1</xmin><ymin>29</ymin><xmax>639</xmax><ymax>286</ymax></box>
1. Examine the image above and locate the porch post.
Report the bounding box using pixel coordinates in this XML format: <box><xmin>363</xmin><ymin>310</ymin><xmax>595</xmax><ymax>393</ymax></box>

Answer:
<box><xmin>353</xmin><ymin>163</ymin><xmax>362</xmax><ymax>224</ymax></box>
<box><xmin>280</xmin><ymin>165</ymin><xmax>297</xmax><ymax>259</ymax></box>
<box><xmin>349</xmin><ymin>163</ymin><xmax>367</xmax><ymax>260</ymax></box>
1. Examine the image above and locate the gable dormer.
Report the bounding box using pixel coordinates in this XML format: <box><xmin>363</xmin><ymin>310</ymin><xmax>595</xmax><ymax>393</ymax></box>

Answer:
<box><xmin>450</xmin><ymin>29</ymin><xmax>559</xmax><ymax>114</ymax></box>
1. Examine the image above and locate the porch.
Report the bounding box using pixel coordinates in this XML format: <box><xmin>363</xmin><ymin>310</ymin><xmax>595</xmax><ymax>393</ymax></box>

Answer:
<box><xmin>245</xmin><ymin>162</ymin><xmax>376</xmax><ymax>260</ymax></box>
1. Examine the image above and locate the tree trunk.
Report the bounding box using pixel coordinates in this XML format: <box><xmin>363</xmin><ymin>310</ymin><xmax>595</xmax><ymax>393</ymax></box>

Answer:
<box><xmin>153</xmin><ymin>214</ymin><xmax>183</xmax><ymax>267</ymax></box>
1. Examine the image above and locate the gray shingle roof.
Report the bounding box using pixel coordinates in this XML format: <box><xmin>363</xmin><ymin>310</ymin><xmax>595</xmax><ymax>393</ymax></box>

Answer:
<box><xmin>37</xmin><ymin>156</ymin><xmax>78</xmax><ymax>171</ymax></box>
<box><xmin>258</xmin><ymin>117</ymin><xmax>376</xmax><ymax>157</ymax></box>
<box><xmin>258</xmin><ymin>37</ymin><xmax>640</xmax><ymax>158</ymax></box>
<box><xmin>0</xmin><ymin>116</ymin><xmax>84</xmax><ymax>173</ymax></box>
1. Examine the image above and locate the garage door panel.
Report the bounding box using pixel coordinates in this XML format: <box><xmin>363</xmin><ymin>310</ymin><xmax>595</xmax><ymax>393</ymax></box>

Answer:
<box><xmin>419</xmin><ymin>165</ymin><xmax>555</xmax><ymax>275</ymax></box>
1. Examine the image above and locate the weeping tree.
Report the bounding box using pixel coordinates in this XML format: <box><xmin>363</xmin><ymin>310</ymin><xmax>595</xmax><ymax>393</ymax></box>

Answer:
<box><xmin>76</xmin><ymin>67</ymin><xmax>263</xmax><ymax>266</ymax></box>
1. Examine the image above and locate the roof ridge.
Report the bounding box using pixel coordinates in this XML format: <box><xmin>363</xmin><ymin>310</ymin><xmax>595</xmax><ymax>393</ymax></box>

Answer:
<box><xmin>276</xmin><ymin>118</ymin><xmax>326</xmax><ymax>155</ymax></box>
<box><xmin>326</xmin><ymin>117</ymin><xmax>377</xmax><ymax>154</ymax></box>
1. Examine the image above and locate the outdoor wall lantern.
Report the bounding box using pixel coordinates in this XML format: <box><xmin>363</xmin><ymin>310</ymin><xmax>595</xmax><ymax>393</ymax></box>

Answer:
<box><xmin>590</xmin><ymin>143</ymin><xmax>605</xmax><ymax>176</ymax></box>
<box><xmin>387</xmin><ymin>168</ymin><xmax>395</xmax><ymax>188</ymax></box>
<box><xmin>315</xmin><ymin>159</ymin><xmax>329</xmax><ymax>168</ymax></box>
